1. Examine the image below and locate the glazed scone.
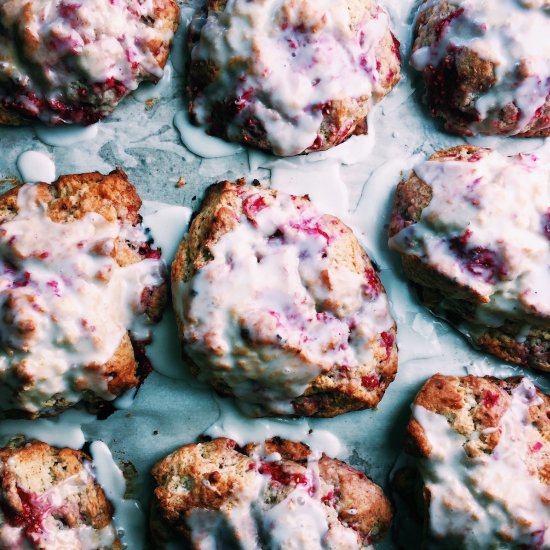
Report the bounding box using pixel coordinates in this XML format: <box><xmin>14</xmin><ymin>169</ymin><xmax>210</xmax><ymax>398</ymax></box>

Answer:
<box><xmin>397</xmin><ymin>374</ymin><xmax>550</xmax><ymax>548</ymax></box>
<box><xmin>0</xmin><ymin>169</ymin><xmax>166</xmax><ymax>418</ymax></box>
<box><xmin>172</xmin><ymin>181</ymin><xmax>397</xmax><ymax>417</ymax></box>
<box><xmin>0</xmin><ymin>438</ymin><xmax>121</xmax><ymax>549</ymax></box>
<box><xmin>151</xmin><ymin>437</ymin><xmax>393</xmax><ymax>549</ymax></box>
<box><xmin>411</xmin><ymin>0</ymin><xmax>550</xmax><ymax>137</ymax></box>
<box><xmin>389</xmin><ymin>145</ymin><xmax>550</xmax><ymax>372</ymax></box>
<box><xmin>186</xmin><ymin>0</ymin><xmax>401</xmax><ymax>156</ymax></box>
<box><xmin>0</xmin><ymin>0</ymin><xmax>179</xmax><ymax>126</ymax></box>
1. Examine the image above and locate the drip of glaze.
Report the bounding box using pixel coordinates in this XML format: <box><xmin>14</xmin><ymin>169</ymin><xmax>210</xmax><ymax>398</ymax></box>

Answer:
<box><xmin>34</xmin><ymin>122</ymin><xmax>99</xmax><ymax>147</ymax></box>
<box><xmin>170</xmin><ymin>6</ymin><xmax>196</xmax><ymax>75</ymax></box>
<box><xmin>141</xmin><ymin>200</ymin><xmax>192</xmax><ymax>263</ymax></box>
<box><xmin>173</xmin><ymin>110</ymin><xmax>243</xmax><ymax>158</ymax></box>
<box><xmin>0</xmin><ymin>409</ymin><xmax>95</xmax><ymax>449</ymax></box>
<box><xmin>90</xmin><ymin>441</ymin><xmax>147</xmax><ymax>550</ymax></box>
<box><xmin>205</xmin><ymin>397</ymin><xmax>346</xmax><ymax>458</ymax></box>
<box><xmin>16</xmin><ymin>150</ymin><xmax>56</xmax><ymax>183</ymax></box>
<box><xmin>270</xmin><ymin>162</ymin><xmax>349</xmax><ymax>220</ymax></box>
<box><xmin>133</xmin><ymin>62</ymin><xmax>173</xmax><ymax>102</ymax></box>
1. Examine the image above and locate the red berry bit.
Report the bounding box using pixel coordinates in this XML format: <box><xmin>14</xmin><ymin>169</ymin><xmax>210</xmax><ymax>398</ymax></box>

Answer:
<box><xmin>434</xmin><ymin>8</ymin><xmax>465</xmax><ymax>40</ymax></box>
<box><xmin>289</xmin><ymin>219</ymin><xmax>331</xmax><ymax>245</ymax></box>
<box><xmin>138</xmin><ymin>243</ymin><xmax>162</xmax><ymax>260</ymax></box>
<box><xmin>448</xmin><ymin>230</ymin><xmax>505</xmax><ymax>284</ymax></box>
<box><xmin>258</xmin><ymin>462</ymin><xmax>308</xmax><ymax>488</ymax></box>
<box><xmin>362</xmin><ymin>267</ymin><xmax>380</xmax><ymax>300</ymax></box>
<box><xmin>380</xmin><ymin>331</ymin><xmax>394</xmax><ymax>360</ymax></box>
<box><xmin>543</xmin><ymin>210</ymin><xmax>550</xmax><ymax>240</ymax></box>
<box><xmin>243</xmin><ymin>194</ymin><xmax>268</xmax><ymax>224</ymax></box>
<box><xmin>529</xmin><ymin>442</ymin><xmax>543</xmax><ymax>453</ymax></box>
<box><xmin>361</xmin><ymin>373</ymin><xmax>380</xmax><ymax>389</ymax></box>
<box><xmin>482</xmin><ymin>390</ymin><xmax>499</xmax><ymax>409</ymax></box>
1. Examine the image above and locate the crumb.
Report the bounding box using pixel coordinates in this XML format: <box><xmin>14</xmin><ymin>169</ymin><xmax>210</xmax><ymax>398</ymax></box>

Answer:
<box><xmin>175</xmin><ymin>177</ymin><xmax>186</xmax><ymax>188</ymax></box>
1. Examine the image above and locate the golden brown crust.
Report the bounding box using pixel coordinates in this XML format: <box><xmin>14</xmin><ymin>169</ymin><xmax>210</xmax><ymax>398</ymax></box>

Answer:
<box><xmin>0</xmin><ymin>0</ymin><xmax>179</xmax><ymax>126</ymax></box>
<box><xmin>0</xmin><ymin>439</ymin><xmax>121</xmax><ymax>548</ymax></box>
<box><xmin>413</xmin><ymin>0</ymin><xmax>550</xmax><ymax>137</ymax></box>
<box><xmin>151</xmin><ymin>437</ymin><xmax>393</xmax><ymax>548</ymax></box>
<box><xmin>187</xmin><ymin>0</ymin><xmax>400</xmax><ymax>154</ymax></box>
<box><xmin>0</xmin><ymin>170</ymin><xmax>166</xmax><ymax>418</ymax></box>
<box><xmin>406</xmin><ymin>375</ymin><xmax>550</xmax><ymax>471</ymax></box>
<box><xmin>389</xmin><ymin>145</ymin><xmax>550</xmax><ymax>372</ymax></box>
<box><xmin>172</xmin><ymin>181</ymin><xmax>398</xmax><ymax>417</ymax></box>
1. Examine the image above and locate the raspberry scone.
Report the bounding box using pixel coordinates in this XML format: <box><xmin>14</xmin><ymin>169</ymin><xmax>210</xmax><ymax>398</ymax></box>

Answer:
<box><xmin>389</xmin><ymin>145</ymin><xmax>550</xmax><ymax>372</ymax></box>
<box><xmin>186</xmin><ymin>0</ymin><xmax>401</xmax><ymax>156</ymax></box>
<box><xmin>172</xmin><ymin>181</ymin><xmax>398</xmax><ymax>417</ymax></box>
<box><xmin>0</xmin><ymin>438</ymin><xmax>121</xmax><ymax>549</ymax></box>
<box><xmin>411</xmin><ymin>0</ymin><xmax>550</xmax><ymax>136</ymax></box>
<box><xmin>0</xmin><ymin>170</ymin><xmax>166</xmax><ymax>418</ymax></box>
<box><xmin>151</xmin><ymin>437</ymin><xmax>393</xmax><ymax>549</ymax></box>
<box><xmin>395</xmin><ymin>374</ymin><xmax>550</xmax><ymax>548</ymax></box>
<box><xmin>0</xmin><ymin>0</ymin><xmax>179</xmax><ymax>126</ymax></box>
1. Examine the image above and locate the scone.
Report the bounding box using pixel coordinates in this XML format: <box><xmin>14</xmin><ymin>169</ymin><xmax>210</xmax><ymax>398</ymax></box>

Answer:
<box><xmin>0</xmin><ymin>438</ymin><xmax>121</xmax><ymax>549</ymax></box>
<box><xmin>151</xmin><ymin>437</ymin><xmax>393</xmax><ymax>549</ymax></box>
<box><xmin>389</xmin><ymin>145</ymin><xmax>550</xmax><ymax>372</ymax></box>
<box><xmin>172</xmin><ymin>181</ymin><xmax>398</xmax><ymax>417</ymax></box>
<box><xmin>0</xmin><ymin>0</ymin><xmax>179</xmax><ymax>126</ymax></box>
<box><xmin>0</xmin><ymin>169</ymin><xmax>166</xmax><ymax>418</ymax></box>
<box><xmin>411</xmin><ymin>0</ymin><xmax>550</xmax><ymax>137</ymax></box>
<box><xmin>186</xmin><ymin>0</ymin><xmax>401</xmax><ymax>156</ymax></box>
<box><xmin>396</xmin><ymin>374</ymin><xmax>550</xmax><ymax>548</ymax></box>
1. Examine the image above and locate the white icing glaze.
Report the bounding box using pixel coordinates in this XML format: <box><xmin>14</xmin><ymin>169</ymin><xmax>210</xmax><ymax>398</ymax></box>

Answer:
<box><xmin>205</xmin><ymin>398</ymin><xmax>346</xmax><ymax>458</ymax></box>
<box><xmin>189</xmin><ymin>0</ymin><xmax>397</xmax><ymax>155</ymax></box>
<box><xmin>34</xmin><ymin>123</ymin><xmax>100</xmax><ymax>147</ymax></box>
<box><xmin>0</xmin><ymin>0</ymin><xmax>175</xmax><ymax>124</ymax></box>
<box><xmin>16</xmin><ymin>151</ymin><xmax>55</xmax><ymax>184</ymax></box>
<box><xmin>174</xmin><ymin>187</ymin><xmax>394</xmax><ymax>415</ymax></box>
<box><xmin>389</xmin><ymin>148</ymin><xmax>550</xmax><ymax>326</ymax></box>
<box><xmin>412</xmin><ymin>0</ymin><xmax>550</xmax><ymax>135</ymax></box>
<box><xmin>133</xmin><ymin>62</ymin><xmax>174</xmax><ymax>102</ymax></box>
<box><xmin>89</xmin><ymin>441</ymin><xmax>147</xmax><ymax>550</ymax></box>
<box><xmin>186</xmin><ymin>446</ymin><xmax>362</xmax><ymax>550</ymax></box>
<box><xmin>0</xmin><ymin>456</ymin><xmax>117</xmax><ymax>550</ymax></box>
<box><xmin>413</xmin><ymin>378</ymin><xmax>550</xmax><ymax>547</ymax></box>
<box><xmin>173</xmin><ymin>110</ymin><xmax>244</xmax><ymax>159</ymax></box>
<box><xmin>0</xmin><ymin>184</ymin><xmax>165</xmax><ymax>414</ymax></box>
<box><xmin>0</xmin><ymin>409</ymin><xmax>94</xmax><ymax>449</ymax></box>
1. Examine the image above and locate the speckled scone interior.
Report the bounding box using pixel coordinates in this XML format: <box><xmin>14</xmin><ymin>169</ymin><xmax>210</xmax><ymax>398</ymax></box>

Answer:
<box><xmin>151</xmin><ymin>437</ymin><xmax>393</xmax><ymax>549</ymax></box>
<box><xmin>187</xmin><ymin>0</ymin><xmax>400</xmax><ymax>155</ymax></box>
<box><xmin>389</xmin><ymin>144</ymin><xmax>550</xmax><ymax>372</ymax></box>
<box><xmin>412</xmin><ymin>0</ymin><xmax>550</xmax><ymax>137</ymax></box>
<box><xmin>396</xmin><ymin>374</ymin><xmax>550</xmax><ymax>548</ymax></box>
<box><xmin>0</xmin><ymin>0</ymin><xmax>179</xmax><ymax>126</ymax></box>
<box><xmin>172</xmin><ymin>181</ymin><xmax>397</xmax><ymax>417</ymax></box>
<box><xmin>0</xmin><ymin>438</ymin><xmax>121</xmax><ymax>549</ymax></box>
<box><xmin>0</xmin><ymin>169</ymin><xmax>167</xmax><ymax>418</ymax></box>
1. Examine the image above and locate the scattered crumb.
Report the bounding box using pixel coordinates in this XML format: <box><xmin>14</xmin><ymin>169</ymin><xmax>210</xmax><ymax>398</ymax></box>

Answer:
<box><xmin>145</xmin><ymin>98</ymin><xmax>157</xmax><ymax>110</ymax></box>
<box><xmin>175</xmin><ymin>177</ymin><xmax>186</xmax><ymax>188</ymax></box>
<box><xmin>236</xmin><ymin>177</ymin><xmax>246</xmax><ymax>186</ymax></box>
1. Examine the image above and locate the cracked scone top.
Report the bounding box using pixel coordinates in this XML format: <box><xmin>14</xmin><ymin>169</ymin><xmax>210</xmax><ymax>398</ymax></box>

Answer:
<box><xmin>412</xmin><ymin>0</ymin><xmax>550</xmax><ymax>136</ymax></box>
<box><xmin>0</xmin><ymin>0</ymin><xmax>179</xmax><ymax>126</ymax></box>
<box><xmin>0</xmin><ymin>439</ymin><xmax>120</xmax><ymax>550</ymax></box>
<box><xmin>172</xmin><ymin>182</ymin><xmax>397</xmax><ymax>417</ymax></box>
<box><xmin>389</xmin><ymin>145</ymin><xmax>550</xmax><ymax>371</ymax></box>
<box><xmin>151</xmin><ymin>437</ymin><xmax>393</xmax><ymax>549</ymax></box>
<box><xmin>187</xmin><ymin>0</ymin><xmax>401</xmax><ymax>156</ymax></box>
<box><xmin>398</xmin><ymin>374</ymin><xmax>550</xmax><ymax>548</ymax></box>
<box><xmin>0</xmin><ymin>170</ymin><xmax>166</xmax><ymax>418</ymax></box>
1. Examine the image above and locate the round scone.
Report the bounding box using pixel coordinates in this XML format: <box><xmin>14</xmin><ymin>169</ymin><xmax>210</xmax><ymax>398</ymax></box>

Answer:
<box><xmin>411</xmin><ymin>0</ymin><xmax>550</xmax><ymax>137</ymax></box>
<box><xmin>0</xmin><ymin>169</ymin><xmax>166</xmax><ymax>418</ymax></box>
<box><xmin>172</xmin><ymin>181</ymin><xmax>398</xmax><ymax>417</ymax></box>
<box><xmin>389</xmin><ymin>145</ymin><xmax>550</xmax><ymax>372</ymax></box>
<box><xmin>186</xmin><ymin>0</ymin><xmax>401</xmax><ymax>156</ymax></box>
<box><xmin>151</xmin><ymin>437</ymin><xmax>393</xmax><ymax>549</ymax></box>
<box><xmin>396</xmin><ymin>374</ymin><xmax>550</xmax><ymax>548</ymax></box>
<box><xmin>0</xmin><ymin>0</ymin><xmax>179</xmax><ymax>126</ymax></box>
<box><xmin>0</xmin><ymin>438</ymin><xmax>121</xmax><ymax>549</ymax></box>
